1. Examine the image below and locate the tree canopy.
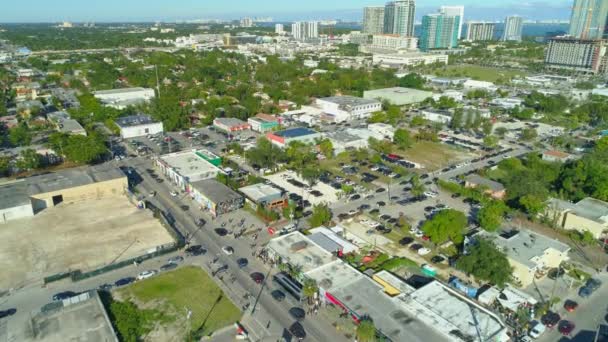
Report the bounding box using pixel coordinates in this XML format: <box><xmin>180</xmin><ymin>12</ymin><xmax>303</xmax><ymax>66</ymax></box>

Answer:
<box><xmin>421</xmin><ymin>209</ymin><xmax>467</xmax><ymax>245</ymax></box>
<box><xmin>308</xmin><ymin>203</ymin><xmax>332</xmax><ymax>228</ymax></box>
<box><xmin>457</xmin><ymin>238</ymin><xmax>513</xmax><ymax>287</ymax></box>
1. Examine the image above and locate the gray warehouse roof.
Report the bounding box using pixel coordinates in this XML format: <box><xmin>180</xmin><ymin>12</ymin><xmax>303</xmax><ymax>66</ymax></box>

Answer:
<box><xmin>239</xmin><ymin>183</ymin><xmax>283</xmax><ymax>203</ymax></box>
<box><xmin>549</xmin><ymin>197</ymin><xmax>608</xmax><ymax>224</ymax></box>
<box><xmin>363</xmin><ymin>87</ymin><xmax>433</xmax><ymax>106</ymax></box>
<box><xmin>93</xmin><ymin>87</ymin><xmax>150</xmax><ymax>95</ymax></box>
<box><xmin>0</xmin><ymin>164</ymin><xmax>126</xmax><ymax>210</ymax></box>
<box><xmin>191</xmin><ymin>179</ymin><xmax>242</xmax><ymax>204</ymax></box>
<box><xmin>319</xmin><ymin>96</ymin><xmax>380</xmax><ymax>109</ymax></box>
<box><xmin>115</xmin><ymin>114</ymin><xmax>158</xmax><ymax>128</ymax></box>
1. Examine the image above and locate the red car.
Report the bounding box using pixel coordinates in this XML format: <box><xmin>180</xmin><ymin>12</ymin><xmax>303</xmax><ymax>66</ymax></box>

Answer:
<box><xmin>422</xmin><ymin>235</ymin><xmax>430</xmax><ymax>241</ymax></box>
<box><xmin>564</xmin><ymin>300</ymin><xmax>578</xmax><ymax>313</ymax></box>
<box><xmin>558</xmin><ymin>320</ymin><xmax>575</xmax><ymax>336</ymax></box>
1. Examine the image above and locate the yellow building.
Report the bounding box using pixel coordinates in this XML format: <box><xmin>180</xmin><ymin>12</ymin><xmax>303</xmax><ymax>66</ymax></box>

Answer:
<box><xmin>548</xmin><ymin>197</ymin><xmax>608</xmax><ymax>239</ymax></box>
<box><xmin>478</xmin><ymin>229</ymin><xmax>570</xmax><ymax>287</ymax></box>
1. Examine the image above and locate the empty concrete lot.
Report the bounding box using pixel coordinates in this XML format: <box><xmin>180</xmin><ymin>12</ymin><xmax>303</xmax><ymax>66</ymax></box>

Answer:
<box><xmin>0</xmin><ymin>197</ymin><xmax>174</xmax><ymax>290</ymax></box>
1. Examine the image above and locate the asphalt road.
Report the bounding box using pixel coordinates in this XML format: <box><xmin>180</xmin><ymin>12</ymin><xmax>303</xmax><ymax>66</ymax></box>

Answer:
<box><xmin>123</xmin><ymin>156</ymin><xmax>348</xmax><ymax>342</ymax></box>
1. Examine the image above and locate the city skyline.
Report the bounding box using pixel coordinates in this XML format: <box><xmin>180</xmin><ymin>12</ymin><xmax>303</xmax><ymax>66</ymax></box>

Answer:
<box><xmin>0</xmin><ymin>0</ymin><xmax>573</xmax><ymax>22</ymax></box>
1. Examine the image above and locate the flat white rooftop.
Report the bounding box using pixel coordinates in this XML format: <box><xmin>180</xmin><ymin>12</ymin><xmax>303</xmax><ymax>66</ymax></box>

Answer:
<box><xmin>266</xmin><ymin>231</ymin><xmax>336</xmax><ymax>273</ymax></box>
<box><xmin>159</xmin><ymin>150</ymin><xmax>221</xmax><ymax>179</ymax></box>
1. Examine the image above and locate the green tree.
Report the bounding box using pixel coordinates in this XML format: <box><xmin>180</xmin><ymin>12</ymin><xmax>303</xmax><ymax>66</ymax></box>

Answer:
<box><xmin>481</xmin><ymin>120</ymin><xmax>494</xmax><ymax>136</ymax></box>
<box><xmin>450</xmin><ymin>108</ymin><xmax>464</xmax><ymax>129</ymax></box>
<box><xmin>0</xmin><ymin>156</ymin><xmax>10</xmax><ymax>176</ymax></box>
<box><xmin>519</xmin><ymin>194</ymin><xmax>546</xmax><ymax>217</ymax></box>
<box><xmin>308</xmin><ymin>203</ymin><xmax>332</xmax><ymax>228</ymax></box>
<box><xmin>8</xmin><ymin>124</ymin><xmax>32</xmax><ymax>147</ymax></box>
<box><xmin>393</xmin><ymin>128</ymin><xmax>412</xmax><ymax>149</ymax></box>
<box><xmin>16</xmin><ymin>149</ymin><xmax>42</xmax><ymax>170</ymax></box>
<box><xmin>457</xmin><ymin>238</ymin><xmax>513</xmax><ymax>287</ymax></box>
<box><xmin>318</xmin><ymin>138</ymin><xmax>334</xmax><ymax>158</ymax></box>
<box><xmin>300</xmin><ymin>166</ymin><xmax>321</xmax><ymax>187</ymax></box>
<box><xmin>368</xmin><ymin>137</ymin><xmax>392</xmax><ymax>154</ymax></box>
<box><xmin>421</xmin><ymin>209</ymin><xmax>467</xmax><ymax>244</ymax></box>
<box><xmin>302</xmin><ymin>278</ymin><xmax>319</xmax><ymax>304</ymax></box>
<box><xmin>410</xmin><ymin>116</ymin><xmax>427</xmax><ymax>127</ymax></box>
<box><xmin>521</xmin><ymin>128</ymin><xmax>537</xmax><ymax>141</ymax></box>
<box><xmin>397</xmin><ymin>73</ymin><xmax>425</xmax><ymax>89</ymax></box>
<box><xmin>356</xmin><ymin>317</ymin><xmax>377</xmax><ymax>342</ymax></box>
<box><xmin>477</xmin><ymin>201</ymin><xmax>508</xmax><ymax>232</ymax></box>
<box><xmin>410</xmin><ymin>175</ymin><xmax>426</xmax><ymax>199</ymax></box>
<box><xmin>483</xmin><ymin>135</ymin><xmax>499</xmax><ymax>149</ymax></box>
<box><xmin>495</xmin><ymin>127</ymin><xmax>508</xmax><ymax>137</ymax></box>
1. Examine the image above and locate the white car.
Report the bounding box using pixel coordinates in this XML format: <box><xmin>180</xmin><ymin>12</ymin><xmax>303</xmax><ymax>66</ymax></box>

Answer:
<box><xmin>137</xmin><ymin>270</ymin><xmax>158</xmax><ymax>280</ymax></box>
<box><xmin>348</xmin><ymin>209</ymin><xmax>359</xmax><ymax>216</ymax></box>
<box><xmin>170</xmin><ymin>191</ymin><xmax>178</xmax><ymax>197</ymax></box>
<box><xmin>221</xmin><ymin>246</ymin><xmax>234</xmax><ymax>255</ymax></box>
<box><xmin>418</xmin><ymin>248</ymin><xmax>431</xmax><ymax>256</ymax></box>
<box><xmin>424</xmin><ymin>192</ymin><xmax>438</xmax><ymax>198</ymax></box>
<box><xmin>414</xmin><ymin>230</ymin><xmax>424</xmax><ymax>238</ymax></box>
<box><xmin>529</xmin><ymin>322</ymin><xmax>546</xmax><ymax>339</ymax></box>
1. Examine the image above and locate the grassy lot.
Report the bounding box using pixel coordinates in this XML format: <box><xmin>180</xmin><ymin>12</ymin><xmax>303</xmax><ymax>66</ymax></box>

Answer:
<box><xmin>399</xmin><ymin>141</ymin><xmax>474</xmax><ymax>171</ymax></box>
<box><xmin>434</xmin><ymin>65</ymin><xmax>526</xmax><ymax>83</ymax></box>
<box><xmin>116</xmin><ymin>266</ymin><xmax>241</xmax><ymax>338</ymax></box>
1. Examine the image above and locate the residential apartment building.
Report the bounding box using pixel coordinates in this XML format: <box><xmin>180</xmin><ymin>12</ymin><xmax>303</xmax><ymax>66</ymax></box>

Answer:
<box><xmin>439</xmin><ymin>5</ymin><xmax>464</xmax><ymax>39</ymax></box>
<box><xmin>420</xmin><ymin>13</ymin><xmax>460</xmax><ymax>51</ymax></box>
<box><xmin>547</xmin><ymin>197</ymin><xmax>608</xmax><ymax>239</ymax></box>
<box><xmin>478</xmin><ymin>229</ymin><xmax>570</xmax><ymax>287</ymax></box>
<box><xmin>291</xmin><ymin>21</ymin><xmax>319</xmax><ymax>41</ymax></box>
<box><xmin>466</xmin><ymin>22</ymin><xmax>495</xmax><ymax>41</ymax></box>
<box><xmin>360</xmin><ymin>34</ymin><xmax>418</xmax><ymax>54</ymax></box>
<box><xmin>502</xmin><ymin>16</ymin><xmax>523</xmax><ymax>42</ymax></box>
<box><xmin>569</xmin><ymin>0</ymin><xmax>608</xmax><ymax>40</ymax></box>
<box><xmin>544</xmin><ymin>37</ymin><xmax>607</xmax><ymax>74</ymax></box>
<box><xmin>275</xmin><ymin>24</ymin><xmax>284</xmax><ymax>35</ymax></box>
<box><xmin>240</xmin><ymin>17</ymin><xmax>254</xmax><ymax>28</ymax></box>
<box><xmin>384</xmin><ymin>0</ymin><xmax>416</xmax><ymax>37</ymax></box>
<box><xmin>363</xmin><ymin>6</ymin><xmax>385</xmax><ymax>34</ymax></box>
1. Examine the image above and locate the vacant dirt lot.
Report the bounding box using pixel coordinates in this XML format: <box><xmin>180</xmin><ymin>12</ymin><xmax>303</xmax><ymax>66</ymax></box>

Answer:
<box><xmin>0</xmin><ymin>196</ymin><xmax>174</xmax><ymax>290</ymax></box>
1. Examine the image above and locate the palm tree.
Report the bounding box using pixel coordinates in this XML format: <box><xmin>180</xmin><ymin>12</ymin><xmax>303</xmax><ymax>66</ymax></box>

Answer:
<box><xmin>302</xmin><ymin>278</ymin><xmax>318</xmax><ymax>305</ymax></box>
<box><xmin>356</xmin><ymin>316</ymin><xmax>377</xmax><ymax>342</ymax></box>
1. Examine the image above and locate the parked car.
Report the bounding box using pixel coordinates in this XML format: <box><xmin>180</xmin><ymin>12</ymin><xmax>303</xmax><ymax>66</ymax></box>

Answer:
<box><xmin>52</xmin><ymin>291</ymin><xmax>77</xmax><ymax>301</ymax></box>
<box><xmin>114</xmin><ymin>277</ymin><xmax>136</xmax><ymax>287</ymax></box>
<box><xmin>540</xmin><ymin>311</ymin><xmax>560</xmax><ymax>328</ymax></box>
<box><xmin>528</xmin><ymin>321</ymin><xmax>546</xmax><ymax>339</ymax></box>
<box><xmin>563</xmin><ymin>300</ymin><xmax>578</xmax><ymax>313</ymax></box>
<box><xmin>214</xmin><ymin>228</ymin><xmax>228</xmax><ymax>236</ymax></box>
<box><xmin>418</xmin><ymin>248</ymin><xmax>431</xmax><ymax>256</ymax></box>
<box><xmin>579</xmin><ymin>278</ymin><xmax>602</xmax><ymax>297</ymax></box>
<box><xmin>237</xmin><ymin>258</ymin><xmax>249</xmax><ymax>268</ymax></box>
<box><xmin>137</xmin><ymin>270</ymin><xmax>158</xmax><ymax>280</ymax></box>
<box><xmin>410</xmin><ymin>244</ymin><xmax>423</xmax><ymax>251</ymax></box>
<box><xmin>399</xmin><ymin>237</ymin><xmax>414</xmax><ymax>246</ymax></box>
<box><xmin>271</xmin><ymin>290</ymin><xmax>286</xmax><ymax>302</ymax></box>
<box><xmin>431</xmin><ymin>255</ymin><xmax>445</xmax><ymax>264</ymax></box>
<box><xmin>168</xmin><ymin>256</ymin><xmax>184</xmax><ymax>264</ymax></box>
<box><xmin>185</xmin><ymin>245</ymin><xmax>206</xmax><ymax>256</ymax></box>
<box><xmin>222</xmin><ymin>246</ymin><xmax>234</xmax><ymax>255</ymax></box>
<box><xmin>170</xmin><ymin>191</ymin><xmax>178</xmax><ymax>197</ymax></box>
<box><xmin>250</xmin><ymin>272</ymin><xmax>265</xmax><ymax>284</ymax></box>
<box><xmin>0</xmin><ymin>308</ymin><xmax>17</xmax><ymax>319</ymax></box>
<box><xmin>160</xmin><ymin>263</ymin><xmax>178</xmax><ymax>271</ymax></box>
<box><xmin>558</xmin><ymin>320</ymin><xmax>575</xmax><ymax>336</ymax></box>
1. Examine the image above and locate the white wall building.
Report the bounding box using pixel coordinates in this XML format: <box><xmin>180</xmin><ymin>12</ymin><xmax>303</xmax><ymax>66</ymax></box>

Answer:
<box><xmin>372</xmin><ymin>53</ymin><xmax>449</xmax><ymax>67</ymax></box>
<box><xmin>463</xmin><ymin>79</ymin><xmax>498</xmax><ymax>92</ymax></box>
<box><xmin>114</xmin><ymin>114</ymin><xmax>164</xmax><ymax>139</ymax></box>
<box><xmin>93</xmin><ymin>87</ymin><xmax>156</xmax><ymax>109</ymax></box>
<box><xmin>420</xmin><ymin>109</ymin><xmax>453</xmax><ymax>124</ymax></box>
<box><xmin>367</xmin><ymin>123</ymin><xmax>396</xmax><ymax>140</ymax></box>
<box><xmin>315</xmin><ymin>96</ymin><xmax>382</xmax><ymax>122</ymax></box>
<box><xmin>439</xmin><ymin>5</ymin><xmax>465</xmax><ymax>39</ymax></box>
<box><xmin>275</xmin><ymin>23</ymin><xmax>284</xmax><ymax>35</ymax></box>
<box><xmin>490</xmin><ymin>98</ymin><xmax>523</xmax><ymax>109</ymax></box>
<box><xmin>291</xmin><ymin>21</ymin><xmax>319</xmax><ymax>41</ymax></box>
<box><xmin>360</xmin><ymin>34</ymin><xmax>418</xmax><ymax>54</ymax></box>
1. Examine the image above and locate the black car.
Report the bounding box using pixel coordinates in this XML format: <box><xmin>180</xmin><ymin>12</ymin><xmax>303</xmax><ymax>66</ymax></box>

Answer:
<box><xmin>380</xmin><ymin>214</ymin><xmax>391</xmax><ymax>220</ymax></box>
<box><xmin>410</xmin><ymin>243</ymin><xmax>423</xmax><ymax>251</ymax></box>
<box><xmin>237</xmin><ymin>258</ymin><xmax>249</xmax><ymax>268</ymax></box>
<box><xmin>424</xmin><ymin>206</ymin><xmax>434</xmax><ymax>212</ymax></box>
<box><xmin>180</xmin><ymin>205</ymin><xmax>189</xmax><ymax>211</ymax></box>
<box><xmin>387</xmin><ymin>218</ymin><xmax>398</xmax><ymax>224</ymax></box>
<box><xmin>271</xmin><ymin>289</ymin><xmax>286</xmax><ymax>301</ymax></box>
<box><xmin>289</xmin><ymin>307</ymin><xmax>306</xmax><ymax>321</ymax></box>
<box><xmin>52</xmin><ymin>291</ymin><xmax>77</xmax><ymax>301</ymax></box>
<box><xmin>160</xmin><ymin>263</ymin><xmax>178</xmax><ymax>271</ymax></box>
<box><xmin>114</xmin><ymin>277</ymin><xmax>136</xmax><ymax>287</ymax></box>
<box><xmin>377</xmin><ymin>201</ymin><xmax>386</xmax><ymax>207</ymax></box>
<box><xmin>376</xmin><ymin>188</ymin><xmax>386</xmax><ymax>193</ymax></box>
<box><xmin>0</xmin><ymin>308</ymin><xmax>16</xmax><ymax>319</ymax></box>
<box><xmin>431</xmin><ymin>255</ymin><xmax>445</xmax><ymax>264</ymax></box>
<box><xmin>541</xmin><ymin>311</ymin><xmax>561</xmax><ymax>328</ymax></box>
<box><xmin>420</xmin><ymin>174</ymin><xmax>429</xmax><ymax>179</ymax></box>
<box><xmin>358</xmin><ymin>204</ymin><xmax>371</xmax><ymax>210</ymax></box>
<box><xmin>98</xmin><ymin>283</ymin><xmax>113</xmax><ymax>291</ymax></box>
<box><xmin>399</xmin><ymin>237</ymin><xmax>414</xmax><ymax>246</ymax></box>
<box><xmin>214</xmin><ymin>228</ymin><xmax>228</xmax><ymax>236</ymax></box>
<box><xmin>451</xmin><ymin>193</ymin><xmax>461</xmax><ymax>198</ymax></box>
<box><xmin>350</xmin><ymin>194</ymin><xmax>361</xmax><ymax>201</ymax></box>
<box><xmin>369</xmin><ymin>209</ymin><xmax>380</xmax><ymax>215</ymax></box>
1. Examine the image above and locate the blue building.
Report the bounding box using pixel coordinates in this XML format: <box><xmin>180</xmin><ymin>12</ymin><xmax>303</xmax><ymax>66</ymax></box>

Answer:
<box><xmin>420</xmin><ymin>13</ymin><xmax>460</xmax><ymax>51</ymax></box>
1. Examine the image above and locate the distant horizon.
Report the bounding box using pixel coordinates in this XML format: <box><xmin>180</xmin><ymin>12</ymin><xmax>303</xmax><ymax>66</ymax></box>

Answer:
<box><xmin>0</xmin><ymin>1</ymin><xmax>573</xmax><ymax>23</ymax></box>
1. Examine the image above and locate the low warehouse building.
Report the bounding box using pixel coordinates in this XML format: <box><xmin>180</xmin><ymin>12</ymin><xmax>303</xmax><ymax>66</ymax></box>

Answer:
<box><xmin>191</xmin><ymin>179</ymin><xmax>244</xmax><ymax>217</ymax></box>
<box><xmin>266</xmin><ymin>127</ymin><xmax>323</xmax><ymax>148</ymax></box>
<box><xmin>239</xmin><ymin>183</ymin><xmax>287</xmax><ymax>210</ymax></box>
<box><xmin>213</xmin><ymin>117</ymin><xmax>250</xmax><ymax>132</ymax></box>
<box><xmin>115</xmin><ymin>114</ymin><xmax>164</xmax><ymax>139</ymax></box>
<box><xmin>363</xmin><ymin>87</ymin><xmax>432</xmax><ymax>106</ymax></box>
<box><xmin>0</xmin><ymin>164</ymin><xmax>127</xmax><ymax>224</ymax></box>
<box><xmin>156</xmin><ymin>150</ymin><xmax>223</xmax><ymax>192</ymax></box>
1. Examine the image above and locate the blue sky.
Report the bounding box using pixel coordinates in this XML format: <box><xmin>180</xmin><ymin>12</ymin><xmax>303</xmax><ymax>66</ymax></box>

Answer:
<box><xmin>1</xmin><ymin>0</ymin><xmax>572</xmax><ymax>22</ymax></box>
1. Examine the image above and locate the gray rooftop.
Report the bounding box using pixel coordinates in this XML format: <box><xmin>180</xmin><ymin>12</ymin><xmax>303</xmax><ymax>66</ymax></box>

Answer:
<box><xmin>325</xmin><ymin>130</ymin><xmax>365</xmax><ymax>143</ymax></box>
<box><xmin>159</xmin><ymin>150</ymin><xmax>221</xmax><ymax>180</ymax></box>
<box><xmin>319</xmin><ymin>96</ymin><xmax>380</xmax><ymax>109</ymax></box>
<box><xmin>238</xmin><ymin>183</ymin><xmax>283</xmax><ymax>202</ymax></box>
<box><xmin>549</xmin><ymin>197</ymin><xmax>608</xmax><ymax>224</ymax></box>
<box><xmin>57</xmin><ymin>118</ymin><xmax>86</xmax><ymax>134</ymax></box>
<box><xmin>190</xmin><ymin>179</ymin><xmax>242</xmax><ymax>204</ymax></box>
<box><xmin>214</xmin><ymin>117</ymin><xmax>248</xmax><ymax>126</ymax></box>
<box><xmin>115</xmin><ymin>114</ymin><xmax>158</xmax><ymax>128</ymax></box>
<box><xmin>480</xmin><ymin>228</ymin><xmax>571</xmax><ymax>269</ymax></box>
<box><xmin>309</xmin><ymin>232</ymin><xmax>342</xmax><ymax>253</ymax></box>
<box><xmin>363</xmin><ymin>87</ymin><xmax>432</xmax><ymax>105</ymax></box>
<box><xmin>93</xmin><ymin>87</ymin><xmax>150</xmax><ymax>95</ymax></box>
<box><xmin>30</xmin><ymin>291</ymin><xmax>118</xmax><ymax>342</ymax></box>
<box><xmin>267</xmin><ymin>231</ymin><xmax>336</xmax><ymax>273</ymax></box>
<box><xmin>465</xmin><ymin>174</ymin><xmax>505</xmax><ymax>192</ymax></box>
<box><xmin>0</xmin><ymin>164</ymin><xmax>126</xmax><ymax>210</ymax></box>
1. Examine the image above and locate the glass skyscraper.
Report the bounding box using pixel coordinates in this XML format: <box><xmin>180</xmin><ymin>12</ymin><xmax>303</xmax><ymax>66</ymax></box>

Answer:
<box><xmin>569</xmin><ymin>0</ymin><xmax>608</xmax><ymax>39</ymax></box>
<box><xmin>420</xmin><ymin>13</ymin><xmax>460</xmax><ymax>51</ymax></box>
<box><xmin>383</xmin><ymin>0</ymin><xmax>416</xmax><ymax>37</ymax></box>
